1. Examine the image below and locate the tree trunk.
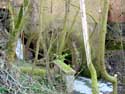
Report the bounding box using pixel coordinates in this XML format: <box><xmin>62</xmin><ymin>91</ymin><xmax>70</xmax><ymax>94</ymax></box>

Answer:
<box><xmin>79</xmin><ymin>0</ymin><xmax>99</xmax><ymax>94</ymax></box>
<box><xmin>97</xmin><ymin>0</ymin><xmax>117</xmax><ymax>94</ymax></box>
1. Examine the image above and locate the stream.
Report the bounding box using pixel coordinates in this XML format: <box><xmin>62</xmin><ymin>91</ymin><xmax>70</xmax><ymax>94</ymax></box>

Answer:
<box><xmin>16</xmin><ymin>38</ymin><xmax>113</xmax><ymax>94</ymax></box>
<box><xmin>74</xmin><ymin>77</ymin><xmax>112</xmax><ymax>94</ymax></box>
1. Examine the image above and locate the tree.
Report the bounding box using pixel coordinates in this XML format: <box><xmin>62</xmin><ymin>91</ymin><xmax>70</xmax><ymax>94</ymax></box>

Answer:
<box><xmin>79</xmin><ymin>0</ymin><xmax>99</xmax><ymax>94</ymax></box>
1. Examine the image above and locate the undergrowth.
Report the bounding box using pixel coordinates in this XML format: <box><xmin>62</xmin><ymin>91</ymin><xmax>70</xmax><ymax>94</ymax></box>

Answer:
<box><xmin>0</xmin><ymin>56</ymin><xmax>66</xmax><ymax>94</ymax></box>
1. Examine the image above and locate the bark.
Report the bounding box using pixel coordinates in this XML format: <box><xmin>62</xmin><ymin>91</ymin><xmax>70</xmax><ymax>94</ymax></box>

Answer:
<box><xmin>97</xmin><ymin>0</ymin><xmax>117</xmax><ymax>94</ymax></box>
<box><xmin>79</xmin><ymin>0</ymin><xmax>99</xmax><ymax>94</ymax></box>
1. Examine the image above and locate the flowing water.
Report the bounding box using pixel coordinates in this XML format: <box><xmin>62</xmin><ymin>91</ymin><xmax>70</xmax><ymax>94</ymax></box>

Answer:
<box><xmin>74</xmin><ymin>76</ymin><xmax>112</xmax><ymax>94</ymax></box>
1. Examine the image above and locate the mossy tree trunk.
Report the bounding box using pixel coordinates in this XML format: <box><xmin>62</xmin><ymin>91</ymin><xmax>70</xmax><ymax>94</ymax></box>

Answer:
<box><xmin>6</xmin><ymin>33</ymin><xmax>20</xmax><ymax>63</ymax></box>
<box><xmin>97</xmin><ymin>0</ymin><xmax>117</xmax><ymax>94</ymax></box>
<box><xmin>6</xmin><ymin>0</ymin><xmax>29</xmax><ymax>63</ymax></box>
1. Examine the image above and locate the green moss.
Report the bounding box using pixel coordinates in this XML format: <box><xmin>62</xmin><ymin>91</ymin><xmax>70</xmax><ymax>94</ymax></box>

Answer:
<box><xmin>97</xmin><ymin>0</ymin><xmax>118</xmax><ymax>93</ymax></box>
<box><xmin>20</xmin><ymin>67</ymin><xmax>46</xmax><ymax>77</ymax></box>
<box><xmin>53</xmin><ymin>60</ymin><xmax>75</xmax><ymax>75</ymax></box>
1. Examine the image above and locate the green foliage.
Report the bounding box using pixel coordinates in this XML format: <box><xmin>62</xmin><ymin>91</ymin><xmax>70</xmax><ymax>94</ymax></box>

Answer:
<box><xmin>53</xmin><ymin>54</ymin><xmax>75</xmax><ymax>75</ymax></box>
<box><xmin>0</xmin><ymin>87</ymin><xmax>8</xmax><ymax>94</ymax></box>
<box><xmin>106</xmin><ymin>41</ymin><xmax>123</xmax><ymax>50</ymax></box>
<box><xmin>30</xmin><ymin>83</ymin><xmax>43</xmax><ymax>93</ymax></box>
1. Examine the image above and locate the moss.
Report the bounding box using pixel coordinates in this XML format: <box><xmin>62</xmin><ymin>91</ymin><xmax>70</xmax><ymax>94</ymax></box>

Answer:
<box><xmin>53</xmin><ymin>60</ymin><xmax>75</xmax><ymax>75</ymax></box>
<box><xmin>20</xmin><ymin>67</ymin><xmax>46</xmax><ymax>77</ymax></box>
<box><xmin>97</xmin><ymin>0</ymin><xmax>117</xmax><ymax>94</ymax></box>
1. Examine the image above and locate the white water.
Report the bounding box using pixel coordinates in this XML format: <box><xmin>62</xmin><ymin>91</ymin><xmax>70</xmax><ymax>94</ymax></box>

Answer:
<box><xmin>16</xmin><ymin>38</ymin><xmax>23</xmax><ymax>60</ymax></box>
<box><xmin>74</xmin><ymin>77</ymin><xmax>113</xmax><ymax>94</ymax></box>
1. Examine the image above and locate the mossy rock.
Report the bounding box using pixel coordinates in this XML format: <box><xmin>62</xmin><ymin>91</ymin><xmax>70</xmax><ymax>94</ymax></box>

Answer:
<box><xmin>53</xmin><ymin>59</ymin><xmax>76</xmax><ymax>75</ymax></box>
